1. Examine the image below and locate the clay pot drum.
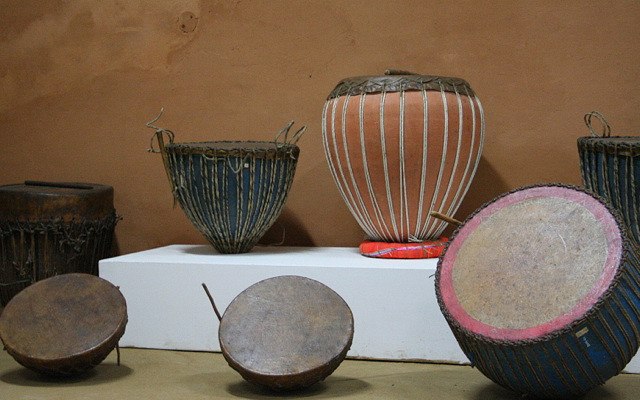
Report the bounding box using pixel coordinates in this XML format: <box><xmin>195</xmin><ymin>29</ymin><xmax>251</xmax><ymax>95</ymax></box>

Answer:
<box><xmin>436</xmin><ymin>185</ymin><xmax>640</xmax><ymax>399</ymax></box>
<box><xmin>322</xmin><ymin>71</ymin><xmax>484</xmax><ymax>257</ymax></box>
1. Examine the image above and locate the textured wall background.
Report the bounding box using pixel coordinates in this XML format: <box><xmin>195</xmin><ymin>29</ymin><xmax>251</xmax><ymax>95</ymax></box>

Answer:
<box><xmin>1</xmin><ymin>1</ymin><xmax>639</xmax><ymax>254</ymax></box>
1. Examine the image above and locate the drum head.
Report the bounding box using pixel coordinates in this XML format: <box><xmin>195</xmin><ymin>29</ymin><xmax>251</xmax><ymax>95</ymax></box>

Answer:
<box><xmin>219</xmin><ymin>275</ymin><xmax>353</xmax><ymax>390</ymax></box>
<box><xmin>0</xmin><ymin>273</ymin><xmax>127</xmax><ymax>375</ymax></box>
<box><xmin>438</xmin><ymin>185</ymin><xmax>622</xmax><ymax>341</ymax></box>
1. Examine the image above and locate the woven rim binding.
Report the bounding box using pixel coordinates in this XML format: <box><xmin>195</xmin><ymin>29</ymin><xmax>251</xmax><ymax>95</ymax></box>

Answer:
<box><xmin>164</xmin><ymin>141</ymin><xmax>300</xmax><ymax>159</ymax></box>
<box><xmin>328</xmin><ymin>74</ymin><xmax>475</xmax><ymax>99</ymax></box>
<box><xmin>578</xmin><ymin>136</ymin><xmax>640</xmax><ymax>157</ymax></box>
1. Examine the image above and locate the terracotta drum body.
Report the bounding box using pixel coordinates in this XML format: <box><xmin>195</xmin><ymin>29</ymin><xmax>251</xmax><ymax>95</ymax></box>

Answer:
<box><xmin>322</xmin><ymin>72</ymin><xmax>484</xmax><ymax>243</ymax></box>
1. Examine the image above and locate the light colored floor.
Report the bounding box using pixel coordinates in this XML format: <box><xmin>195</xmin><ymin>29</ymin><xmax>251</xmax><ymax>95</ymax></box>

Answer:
<box><xmin>1</xmin><ymin>348</ymin><xmax>639</xmax><ymax>399</ymax></box>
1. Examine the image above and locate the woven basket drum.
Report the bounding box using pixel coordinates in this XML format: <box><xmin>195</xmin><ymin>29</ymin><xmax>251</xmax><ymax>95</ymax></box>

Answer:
<box><xmin>0</xmin><ymin>181</ymin><xmax>118</xmax><ymax>306</ymax></box>
<box><xmin>436</xmin><ymin>185</ymin><xmax>640</xmax><ymax>399</ymax></box>
<box><xmin>322</xmin><ymin>71</ymin><xmax>485</xmax><ymax>248</ymax></box>
<box><xmin>156</xmin><ymin>137</ymin><xmax>300</xmax><ymax>254</ymax></box>
<box><xmin>578</xmin><ymin>125</ymin><xmax>640</xmax><ymax>245</ymax></box>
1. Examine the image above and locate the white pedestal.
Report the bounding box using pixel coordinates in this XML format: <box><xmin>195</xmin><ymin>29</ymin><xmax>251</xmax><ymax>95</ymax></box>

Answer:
<box><xmin>99</xmin><ymin>245</ymin><xmax>640</xmax><ymax>373</ymax></box>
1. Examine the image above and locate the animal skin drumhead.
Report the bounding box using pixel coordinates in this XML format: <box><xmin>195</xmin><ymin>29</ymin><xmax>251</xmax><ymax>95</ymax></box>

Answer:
<box><xmin>218</xmin><ymin>275</ymin><xmax>354</xmax><ymax>390</ymax></box>
<box><xmin>438</xmin><ymin>185</ymin><xmax>622</xmax><ymax>341</ymax></box>
<box><xmin>0</xmin><ymin>273</ymin><xmax>127</xmax><ymax>375</ymax></box>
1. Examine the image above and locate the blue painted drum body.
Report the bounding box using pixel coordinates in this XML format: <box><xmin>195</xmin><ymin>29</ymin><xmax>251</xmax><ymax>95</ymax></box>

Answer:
<box><xmin>436</xmin><ymin>185</ymin><xmax>640</xmax><ymax>399</ymax></box>
<box><xmin>578</xmin><ymin>136</ymin><xmax>640</xmax><ymax>244</ymax></box>
<box><xmin>163</xmin><ymin>141</ymin><xmax>300</xmax><ymax>253</ymax></box>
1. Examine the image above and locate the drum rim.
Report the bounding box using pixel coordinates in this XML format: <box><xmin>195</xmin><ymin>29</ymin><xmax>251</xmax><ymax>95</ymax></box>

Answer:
<box><xmin>217</xmin><ymin>275</ymin><xmax>354</xmax><ymax>386</ymax></box>
<box><xmin>578</xmin><ymin>135</ymin><xmax>640</xmax><ymax>156</ymax></box>
<box><xmin>328</xmin><ymin>73</ymin><xmax>475</xmax><ymax>99</ymax></box>
<box><xmin>435</xmin><ymin>183</ymin><xmax>633</xmax><ymax>345</ymax></box>
<box><xmin>0</xmin><ymin>273</ymin><xmax>128</xmax><ymax>362</ymax></box>
<box><xmin>164</xmin><ymin>140</ymin><xmax>300</xmax><ymax>157</ymax></box>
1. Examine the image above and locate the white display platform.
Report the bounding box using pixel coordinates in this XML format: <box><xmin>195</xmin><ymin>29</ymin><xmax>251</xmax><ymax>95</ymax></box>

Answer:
<box><xmin>99</xmin><ymin>245</ymin><xmax>640</xmax><ymax>373</ymax></box>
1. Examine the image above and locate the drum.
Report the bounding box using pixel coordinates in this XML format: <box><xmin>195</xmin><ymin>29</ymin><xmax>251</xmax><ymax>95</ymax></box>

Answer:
<box><xmin>322</xmin><ymin>70</ymin><xmax>484</xmax><ymax>258</ymax></box>
<box><xmin>436</xmin><ymin>185</ymin><xmax>640</xmax><ymax>398</ymax></box>
<box><xmin>0</xmin><ymin>181</ymin><xmax>118</xmax><ymax>305</ymax></box>
<box><xmin>204</xmin><ymin>275</ymin><xmax>354</xmax><ymax>390</ymax></box>
<box><xmin>578</xmin><ymin>111</ymin><xmax>640</xmax><ymax>244</ymax></box>
<box><xmin>0</xmin><ymin>273</ymin><xmax>127</xmax><ymax>376</ymax></box>
<box><xmin>148</xmin><ymin>114</ymin><xmax>304</xmax><ymax>254</ymax></box>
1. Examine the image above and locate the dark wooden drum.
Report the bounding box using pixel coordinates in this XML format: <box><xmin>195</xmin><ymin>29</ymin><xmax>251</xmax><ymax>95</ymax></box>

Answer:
<box><xmin>209</xmin><ymin>275</ymin><xmax>353</xmax><ymax>390</ymax></box>
<box><xmin>0</xmin><ymin>273</ymin><xmax>127</xmax><ymax>376</ymax></box>
<box><xmin>0</xmin><ymin>181</ymin><xmax>118</xmax><ymax>306</ymax></box>
<box><xmin>436</xmin><ymin>185</ymin><xmax>640</xmax><ymax>399</ymax></box>
<box><xmin>578</xmin><ymin>112</ymin><xmax>640</xmax><ymax>244</ymax></box>
<box><xmin>149</xmin><ymin>116</ymin><xmax>305</xmax><ymax>254</ymax></box>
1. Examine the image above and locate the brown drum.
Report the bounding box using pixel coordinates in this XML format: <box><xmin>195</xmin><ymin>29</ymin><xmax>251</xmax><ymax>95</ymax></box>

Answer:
<box><xmin>204</xmin><ymin>275</ymin><xmax>354</xmax><ymax>390</ymax></box>
<box><xmin>322</xmin><ymin>70</ymin><xmax>485</xmax><ymax>258</ymax></box>
<box><xmin>0</xmin><ymin>181</ymin><xmax>118</xmax><ymax>305</ymax></box>
<box><xmin>0</xmin><ymin>273</ymin><xmax>127</xmax><ymax>376</ymax></box>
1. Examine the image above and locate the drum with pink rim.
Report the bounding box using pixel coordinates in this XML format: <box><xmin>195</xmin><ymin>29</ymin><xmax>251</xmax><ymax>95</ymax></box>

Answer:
<box><xmin>322</xmin><ymin>70</ymin><xmax>484</xmax><ymax>258</ymax></box>
<box><xmin>436</xmin><ymin>184</ymin><xmax>640</xmax><ymax>398</ymax></box>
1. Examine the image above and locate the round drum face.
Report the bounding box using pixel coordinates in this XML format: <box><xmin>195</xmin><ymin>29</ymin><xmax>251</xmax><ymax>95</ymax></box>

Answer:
<box><xmin>219</xmin><ymin>276</ymin><xmax>353</xmax><ymax>383</ymax></box>
<box><xmin>438</xmin><ymin>186</ymin><xmax>622</xmax><ymax>341</ymax></box>
<box><xmin>0</xmin><ymin>273</ymin><xmax>127</xmax><ymax>363</ymax></box>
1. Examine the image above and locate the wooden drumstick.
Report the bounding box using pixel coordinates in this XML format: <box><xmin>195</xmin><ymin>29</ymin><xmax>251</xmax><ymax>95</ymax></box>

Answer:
<box><xmin>201</xmin><ymin>283</ymin><xmax>223</xmax><ymax>322</ymax></box>
<box><xmin>430</xmin><ymin>211</ymin><xmax>462</xmax><ymax>227</ymax></box>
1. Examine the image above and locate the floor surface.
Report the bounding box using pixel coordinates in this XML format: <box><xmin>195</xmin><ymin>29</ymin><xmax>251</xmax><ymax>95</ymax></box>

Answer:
<box><xmin>1</xmin><ymin>348</ymin><xmax>639</xmax><ymax>399</ymax></box>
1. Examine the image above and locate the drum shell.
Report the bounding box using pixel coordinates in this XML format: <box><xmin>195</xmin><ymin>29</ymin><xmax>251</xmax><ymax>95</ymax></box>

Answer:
<box><xmin>436</xmin><ymin>186</ymin><xmax>640</xmax><ymax>399</ymax></box>
<box><xmin>578</xmin><ymin>136</ymin><xmax>640</xmax><ymax>244</ymax></box>
<box><xmin>164</xmin><ymin>142</ymin><xmax>299</xmax><ymax>254</ymax></box>
<box><xmin>0</xmin><ymin>273</ymin><xmax>128</xmax><ymax>376</ymax></box>
<box><xmin>0</xmin><ymin>182</ymin><xmax>118</xmax><ymax>306</ymax></box>
<box><xmin>322</xmin><ymin>75</ymin><xmax>484</xmax><ymax>243</ymax></box>
<box><xmin>217</xmin><ymin>275</ymin><xmax>354</xmax><ymax>391</ymax></box>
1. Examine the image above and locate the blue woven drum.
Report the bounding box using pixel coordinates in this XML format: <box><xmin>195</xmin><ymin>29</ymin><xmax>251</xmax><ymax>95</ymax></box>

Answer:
<box><xmin>436</xmin><ymin>185</ymin><xmax>640</xmax><ymax>399</ymax></box>
<box><xmin>578</xmin><ymin>112</ymin><xmax>640</xmax><ymax>244</ymax></box>
<box><xmin>149</xmin><ymin>118</ymin><xmax>304</xmax><ymax>254</ymax></box>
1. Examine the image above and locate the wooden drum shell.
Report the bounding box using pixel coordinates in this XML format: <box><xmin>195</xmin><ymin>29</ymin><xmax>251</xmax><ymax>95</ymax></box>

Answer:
<box><xmin>0</xmin><ymin>182</ymin><xmax>118</xmax><ymax>306</ymax></box>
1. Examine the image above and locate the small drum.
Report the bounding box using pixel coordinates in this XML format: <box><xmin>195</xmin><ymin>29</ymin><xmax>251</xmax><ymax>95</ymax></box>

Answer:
<box><xmin>322</xmin><ymin>70</ymin><xmax>484</xmax><ymax>258</ymax></box>
<box><xmin>0</xmin><ymin>181</ymin><xmax>118</xmax><ymax>305</ymax></box>
<box><xmin>436</xmin><ymin>185</ymin><xmax>640</xmax><ymax>398</ymax></box>
<box><xmin>205</xmin><ymin>276</ymin><xmax>353</xmax><ymax>390</ymax></box>
<box><xmin>578</xmin><ymin>112</ymin><xmax>640</xmax><ymax>243</ymax></box>
<box><xmin>0</xmin><ymin>273</ymin><xmax>127</xmax><ymax>376</ymax></box>
<box><xmin>148</xmin><ymin>114</ymin><xmax>305</xmax><ymax>254</ymax></box>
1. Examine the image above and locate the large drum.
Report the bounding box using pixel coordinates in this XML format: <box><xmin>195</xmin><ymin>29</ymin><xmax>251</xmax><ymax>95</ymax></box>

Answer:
<box><xmin>203</xmin><ymin>275</ymin><xmax>354</xmax><ymax>390</ymax></box>
<box><xmin>436</xmin><ymin>185</ymin><xmax>640</xmax><ymax>399</ymax></box>
<box><xmin>578</xmin><ymin>111</ymin><xmax>640</xmax><ymax>244</ymax></box>
<box><xmin>322</xmin><ymin>70</ymin><xmax>484</xmax><ymax>258</ymax></box>
<box><xmin>0</xmin><ymin>273</ymin><xmax>127</xmax><ymax>376</ymax></box>
<box><xmin>149</xmin><ymin>116</ymin><xmax>304</xmax><ymax>254</ymax></box>
<box><xmin>0</xmin><ymin>181</ymin><xmax>118</xmax><ymax>305</ymax></box>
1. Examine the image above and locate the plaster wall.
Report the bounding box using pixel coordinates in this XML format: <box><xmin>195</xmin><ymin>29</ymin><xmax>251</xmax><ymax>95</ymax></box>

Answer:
<box><xmin>1</xmin><ymin>1</ymin><xmax>639</xmax><ymax>253</ymax></box>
